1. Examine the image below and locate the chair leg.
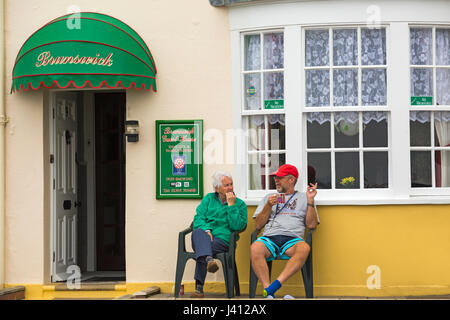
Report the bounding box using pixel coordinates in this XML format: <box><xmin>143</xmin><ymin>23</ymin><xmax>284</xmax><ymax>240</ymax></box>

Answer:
<box><xmin>217</xmin><ymin>256</ymin><xmax>233</xmax><ymax>298</ymax></box>
<box><xmin>234</xmin><ymin>264</ymin><xmax>240</xmax><ymax>296</ymax></box>
<box><xmin>301</xmin><ymin>252</ymin><xmax>314</xmax><ymax>298</ymax></box>
<box><xmin>226</xmin><ymin>256</ymin><xmax>235</xmax><ymax>298</ymax></box>
<box><xmin>249</xmin><ymin>261</ymin><xmax>258</xmax><ymax>298</ymax></box>
<box><xmin>174</xmin><ymin>255</ymin><xmax>188</xmax><ymax>298</ymax></box>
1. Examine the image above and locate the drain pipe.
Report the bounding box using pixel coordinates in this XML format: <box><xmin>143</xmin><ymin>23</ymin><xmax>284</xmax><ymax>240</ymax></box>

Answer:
<box><xmin>0</xmin><ymin>0</ymin><xmax>6</xmax><ymax>290</ymax></box>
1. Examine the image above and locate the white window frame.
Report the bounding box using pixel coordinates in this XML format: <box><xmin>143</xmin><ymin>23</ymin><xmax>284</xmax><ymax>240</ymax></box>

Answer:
<box><xmin>240</xmin><ymin>29</ymin><xmax>287</xmax><ymax>200</ymax></box>
<box><xmin>301</xmin><ymin>25</ymin><xmax>391</xmax><ymax>198</ymax></box>
<box><xmin>409</xmin><ymin>25</ymin><xmax>450</xmax><ymax>196</ymax></box>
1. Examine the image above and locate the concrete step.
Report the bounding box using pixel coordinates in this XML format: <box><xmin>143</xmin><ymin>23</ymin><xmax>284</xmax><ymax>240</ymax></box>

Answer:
<box><xmin>43</xmin><ymin>283</ymin><xmax>127</xmax><ymax>300</ymax></box>
<box><xmin>115</xmin><ymin>286</ymin><xmax>161</xmax><ymax>300</ymax></box>
<box><xmin>0</xmin><ymin>286</ymin><xmax>26</xmax><ymax>300</ymax></box>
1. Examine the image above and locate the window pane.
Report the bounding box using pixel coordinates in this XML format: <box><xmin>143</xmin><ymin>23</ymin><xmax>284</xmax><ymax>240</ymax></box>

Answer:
<box><xmin>333</xmin><ymin>69</ymin><xmax>358</xmax><ymax>106</ymax></box>
<box><xmin>335</xmin><ymin>112</ymin><xmax>359</xmax><ymax>148</ymax></box>
<box><xmin>264</xmin><ymin>72</ymin><xmax>284</xmax><ymax>106</ymax></box>
<box><xmin>268</xmin><ymin>115</ymin><xmax>286</xmax><ymax>150</ymax></box>
<box><xmin>306</xmin><ymin>70</ymin><xmax>330</xmax><ymax>107</ymax></box>
<box><xmin>244</xmin><ymin>73</ymin><xmax>261</xmax><ymax>110</ymax></box>
<box><xmin>410</xmin><ymin>111</ymin><xmax>431</xmax><ymax>146</ymax></box>
<box><xmin>244</xmin><ymin>34</ymin><xmax>261</xmax><ymax>71</ymax></box>
<box><xmin>268</xmin><ymin>153</ymin><xmax>286</xmax><ymax>189</ymax></box>
<box><xmin>411</xmin><ymin>68</ymin><xmax>433</xmax><ymax>98</ymax></box>
<box><xmin>362</xmin><ymin>68</ymin><xmax>387</xmax><ymax>106</ymax></box>
<box><xmin>435</xmin><ymin>112</ymin><xmax>450</xmax><ymax>147</ymax></box>
<box><xmin>248</xmin><ymin>116</ymin><xmax>265</xmax><ymax>151</ymax></box>
<box><xmin>307</xmin><ymin>112</ymin><xmax>331</xmax><ymax>148</ymax></box>
<box><xmin>436</xmin><ymin>68</ymin><xmax>450</xmax><ymax>105</ymax></box>
<box><xmin>333</xmin><ymin>29</ymin><xmax>358</xmax><ymax>66</ymax></box>
<box><xmin>264</xmin><ymin>33</ymin><xmax>284</xmax><ymax>69</ymax></box>
<box><xmin>307</xmin><ymin>152</ymin><xmax>331</xmax><ymax>189</ymax></box>
<box><xmin>336</xmin><ymin>152</ymin><xmax>360</xmax><ymax>189</ymax></box>
<box><xmin>361</xmin><ymin>28</ymin><xmax>386</xmax><ymax>65</ymax></box>
<box><xmin>249</xmin><ymin>153</ymin><xmax>264</xmax><ymax>190</ymax></box>
<box><xmin>435</xmin><ymin>150</ymin><xmax>450</xmax><ymax>187</ymax></box>
<box><xmin>364</xmin><ymin>152</ymin><xmax>388</xmax><ymax>188</ymax></box>
<box><xmin>411</xmin><ymin>151</ymin><xmax>432</xmax><ymax>187</ymax></box>
<box><xmin>410</xmin><ymin>28</ymin><xmax>432</xmax><ymax>65</ymax></box>
<box><xmin>305</xmin><ymin>29</ymin><xmax>329</xmax><ymax>67</ymax></box>
<box><xmin>363</xmin><ymin>112</ymin><xmax>388</xmax><ymax>147</ymax></box>
<box><xmin>436</xmin><ymin>28</ymin><xmax>450</xmax><ymax>65</ymax></box>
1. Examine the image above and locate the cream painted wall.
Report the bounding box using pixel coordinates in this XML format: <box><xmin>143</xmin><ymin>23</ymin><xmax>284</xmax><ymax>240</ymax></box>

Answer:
<box><xmin>4</xmin><ymin>0</ymin><xmax>233</xmax><ymax>284</ymax></box>
<box><xmin>125</xmin><ymin>3</ymin><xmax>233</xmax><ymax>282</ymax></box>
<box><xmin>4</xmin><ymin>89</ymin><xmax>44</xmax><ymax>284</ymax></box>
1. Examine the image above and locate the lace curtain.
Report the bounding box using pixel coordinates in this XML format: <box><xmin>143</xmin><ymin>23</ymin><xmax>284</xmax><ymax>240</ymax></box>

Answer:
<box><xmin>410</xmin><ymin>28</ymin><xmax>450</xmax><ymax>105</ymax></box>
<box><xmin>305</xmin><ymin>28</ymin><xmax>387</xmax><ymax>113</ymax></box>
<box><xmin>245</xmin><ymin>33</ymin><xmax>285</xmax><ymax>127</ymax></box>
<box><xmin>307</xmin><ymin>111</ymin><xmax>388</xmax><ymax>125</ymax></box>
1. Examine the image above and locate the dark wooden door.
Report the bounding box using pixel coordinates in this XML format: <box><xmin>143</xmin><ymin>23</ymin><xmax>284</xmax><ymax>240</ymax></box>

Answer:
<box><xmin>95</xmin><ymin>92</ymin><xmax>126</xmax><ymax>271</ymax></box>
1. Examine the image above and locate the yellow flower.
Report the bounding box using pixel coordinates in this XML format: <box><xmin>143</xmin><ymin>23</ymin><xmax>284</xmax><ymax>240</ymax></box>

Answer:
<box><xmin>340</xmin><ymin>176</ymin><xmax>356</xmax><ymax>186</ymax></box>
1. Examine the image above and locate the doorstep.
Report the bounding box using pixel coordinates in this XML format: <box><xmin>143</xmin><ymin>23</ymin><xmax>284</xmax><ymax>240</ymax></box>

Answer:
<box><xmin>0</xmin><ymin>286</ymin><xmax>26</xmax><ymax>300</ymax></box>
<box><xmin>43</xmin><ymin>282</ymin><xmax>127</xmax><ymax>300</ymax></box>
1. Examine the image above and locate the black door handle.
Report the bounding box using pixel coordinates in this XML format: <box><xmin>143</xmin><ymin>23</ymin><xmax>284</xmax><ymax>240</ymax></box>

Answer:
<box><xmin>63</xmin><ymin>200</ymin><xmax>71</xmax><ymax>210</ymax></box>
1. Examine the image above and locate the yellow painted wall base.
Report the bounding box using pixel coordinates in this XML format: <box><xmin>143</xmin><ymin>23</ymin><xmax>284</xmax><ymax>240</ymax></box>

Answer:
<box><xmin>5</xmin><ymin>284</ymin><xmax>127</xmax><ymax>300</ymax></box>
<box><xmin>6</xmin><ymin>281</ymin><xmax>450</xmax><ymax>299</ymax></box>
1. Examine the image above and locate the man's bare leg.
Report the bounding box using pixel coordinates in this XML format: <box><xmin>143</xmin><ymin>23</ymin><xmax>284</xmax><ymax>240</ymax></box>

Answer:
<box><xmin>250</xmin><ymin>241</ymin><xmax>272</xmax><ymax>288</ymax></box>
<box><xmin>276</xmin><ymin>242</ymin><xmax>310</xmax><ymax>284</ymax></box>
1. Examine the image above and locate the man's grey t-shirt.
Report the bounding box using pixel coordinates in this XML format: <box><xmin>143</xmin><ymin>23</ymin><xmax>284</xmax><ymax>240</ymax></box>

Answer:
<box><xmin>253</xmin><ymin>192</ymin><xmax>319</xmax><ymax>240</ymax></box>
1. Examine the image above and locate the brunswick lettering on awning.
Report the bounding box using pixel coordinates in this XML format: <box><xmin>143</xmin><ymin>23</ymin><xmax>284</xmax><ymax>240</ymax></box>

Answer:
<box><xmin>11</xmin><ymin>12</ymin><xmax>157</xmax><ymax>93</ymax></box>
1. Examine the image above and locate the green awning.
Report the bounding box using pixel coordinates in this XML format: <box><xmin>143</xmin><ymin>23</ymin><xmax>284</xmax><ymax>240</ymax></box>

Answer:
<box><xmin>11</xmin><ymin>12</ymin><xmax>157</xmax><ymax>93</ymax></box>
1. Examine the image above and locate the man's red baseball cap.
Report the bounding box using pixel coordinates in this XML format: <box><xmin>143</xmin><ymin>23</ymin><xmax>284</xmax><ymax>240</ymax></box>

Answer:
<box><xmin>270</xmin><ymin>164</ymin><xmax>299</xmax><ymax>179</ymax></box>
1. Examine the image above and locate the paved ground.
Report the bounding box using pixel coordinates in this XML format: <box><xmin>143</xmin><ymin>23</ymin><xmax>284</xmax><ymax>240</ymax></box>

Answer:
<box><xmin>132</xmin><ymin>292</ymin><xmax>450</xmax><ymax>300</ymax></box>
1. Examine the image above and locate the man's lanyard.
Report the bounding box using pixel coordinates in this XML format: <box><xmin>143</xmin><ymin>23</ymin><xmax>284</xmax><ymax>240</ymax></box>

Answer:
<box><xmin>275</xmin><ymin>191</ymin><xmax>297</xmax><ymax>216</ymax></box>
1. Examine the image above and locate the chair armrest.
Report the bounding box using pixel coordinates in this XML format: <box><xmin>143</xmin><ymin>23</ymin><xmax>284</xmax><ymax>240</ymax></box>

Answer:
<box><xmin>178</xmin><ymin>223</ymin><xmax>194</xmax><ymax>253</ymax></box>
<box><xmin>228</xmin><ymin>226</ymin><xmax>247</xmax><ymax>253</ymax></box>
<box><xmin>305</xmin><ymin>229</ymin><xmax>313</xmax><ymax>247</ymax></box>
<box><xmin>250</xmin><ymin>229</ymin><xmax>262</xmax><ymax>243</ymax></box>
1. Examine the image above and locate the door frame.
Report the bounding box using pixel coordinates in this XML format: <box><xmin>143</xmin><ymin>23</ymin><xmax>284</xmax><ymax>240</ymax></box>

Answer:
<box><xmin>49</xmin><ymin>88</ymin><xmax>126</xmax><ymax>282</ymax></box>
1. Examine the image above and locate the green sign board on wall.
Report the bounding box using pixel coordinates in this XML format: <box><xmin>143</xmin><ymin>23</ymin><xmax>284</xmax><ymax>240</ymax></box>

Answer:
<box><xmin>411</xmin><ymin>96</ymin><xmax>433</xmax><ymax>106</ymax></box>
<box><xmin>156</xmin><ymin>120</ymin><xmax>203</xmax><ymax>199</ymax></box>
<box><xmin>264</xmin><ymin>99</ymin><xmax>284</xmax><ymax>110</ymax></box>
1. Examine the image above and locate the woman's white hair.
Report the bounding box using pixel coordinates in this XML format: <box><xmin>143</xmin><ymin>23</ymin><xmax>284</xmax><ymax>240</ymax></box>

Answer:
<box><xmin>212</xmin><ymin>171</ymin><xmax>233</xmax><ymax>190</ymax></box>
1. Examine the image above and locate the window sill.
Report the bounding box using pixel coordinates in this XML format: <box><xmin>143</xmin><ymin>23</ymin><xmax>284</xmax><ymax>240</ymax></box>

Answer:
<box><xmin>243</xmin><ymin>195</ymin><xmax>450</xmax><ymax>206</ymax></box>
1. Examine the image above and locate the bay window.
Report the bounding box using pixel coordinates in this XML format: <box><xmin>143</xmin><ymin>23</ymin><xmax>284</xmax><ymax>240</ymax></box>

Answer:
<box><xmin>237</xmin><ymin>22</ymin><xmax>450</xmax><ymax>203</ymax></box>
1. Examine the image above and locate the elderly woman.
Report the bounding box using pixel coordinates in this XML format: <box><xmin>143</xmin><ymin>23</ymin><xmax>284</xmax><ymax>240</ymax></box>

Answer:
<box><xmin>190</xmin><ymin>171</ymin><xmax>248</xmax><ymax>298</ymax></box>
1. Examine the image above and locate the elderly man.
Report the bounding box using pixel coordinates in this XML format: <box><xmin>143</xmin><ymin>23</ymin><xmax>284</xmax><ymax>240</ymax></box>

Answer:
<box><xmin>250</xmin><ymin>164</ymin><xmax>319</xmax><ymax>299</ymax></box>
<box><xmin>190</xmin><ymin>171</ymin><xmax>248</xmax><ymax>298</ymax></box>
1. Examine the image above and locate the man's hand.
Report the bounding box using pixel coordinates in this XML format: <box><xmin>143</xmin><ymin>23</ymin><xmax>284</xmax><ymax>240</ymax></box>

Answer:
<box><xmin>255</xmin><ymin>194</ymin><xmax>278</xmax><ymax>231</ymax></box>
<box><xmin>206</xmin><ymin>231</ymin><xmax>213</xmax><ymax>242</ymax></box>
<box><xmin>267</xmin><ymin>194</ymin><xmax>278</xmax><ymax>207</ymax></box>
<box><xmin>306</xmin><ymin>183</ymin><xmax>318</xmax><ymax>202</ymax></box>
<box><xmin>226</xmin><ymin>192</ymin><xmax>236</xmax><ymax>206</ymax></box>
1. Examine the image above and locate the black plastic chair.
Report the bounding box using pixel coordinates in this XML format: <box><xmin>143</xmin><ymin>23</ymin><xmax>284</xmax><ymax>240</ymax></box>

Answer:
<box><xmin>174</xmin><ymin>223</ymin><xmax>244</xmax><ymax>298</ymax></box>
<box><xmin>249</xmin><ymin>229</ymin><xmax>314</xmax><ymax>298</ymax></box>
